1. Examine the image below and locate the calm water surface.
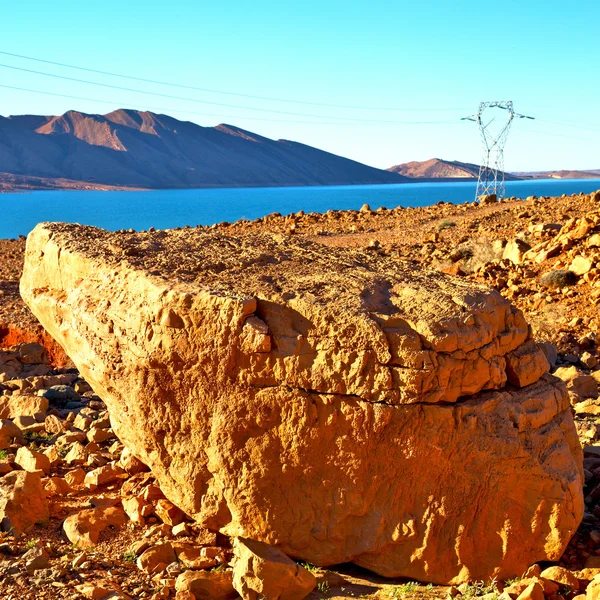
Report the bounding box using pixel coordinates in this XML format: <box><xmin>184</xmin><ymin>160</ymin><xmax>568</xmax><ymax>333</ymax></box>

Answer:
<box><xmin>2</xmin><ymin>179</ymin><xmax>600</xmax><ymax>239</ymax></box>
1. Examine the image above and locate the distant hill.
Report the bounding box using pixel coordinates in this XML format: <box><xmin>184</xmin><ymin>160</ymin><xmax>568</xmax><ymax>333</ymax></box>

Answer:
<box><xmin>0</xmin><ymin>109</ymin><xmax>407</xmax><ymax>190</ymax></box>
<box><xmin>387</xmin><ymin>158</ymin><xmax>521</xmax><ymax>180</ymax></box>
<box><xmin>388</xmin><ymin>158</ymin><xmax>600</xmax><ymax>181</ymax></box>
<box><xmin>515</xmin><ymin>169</ymin><xmax>600</xmax><ymax>180</ymax></box>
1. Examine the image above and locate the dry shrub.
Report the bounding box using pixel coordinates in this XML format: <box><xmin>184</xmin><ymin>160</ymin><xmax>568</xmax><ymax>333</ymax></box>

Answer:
<box><xmin>540</xmin><ymin>270</ymin><xmax>578</xmax><ymax>289</ymax></box>
<box><xmin>461</xmin><ymin>238</ymin><xmax>504</xmax><ymax>274</ymax></box>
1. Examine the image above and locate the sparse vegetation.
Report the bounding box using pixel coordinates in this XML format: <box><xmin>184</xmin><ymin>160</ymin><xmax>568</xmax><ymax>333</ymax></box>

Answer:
<box><xmin>26</xmin><ymin>432</ymin><xmax>55</xmax><ymax>443</ymax></box>
<box><xmin>540</xmin><ymin>269</ymin><xmax>578</xmax><ymax>289</ymax></box>
<box><xmin>0</xmin><ymin>449</ymin><xmax>7</xmax><ymax>460</ymax></box>
<box><xmin>317</xmin><ymin>581</ymin><xmax>330</xmax><ymax>596</ymax></box>
<box><xmin>300</xmin><ymin>562</ymin><xmax>322</xmax><ymax>573</ymax></box>
<box><xmin>459</xmin><ymin>580</ymin><xmax>499</xmax><ymax>598</ymax></box>
<box><xmin>388</xmin><ymin>581</ymin><xmax>419</xmax><ymax>598</ymax></box>
<box><xmin>437</xmin><ymin>219</ymin><xmax>457</xmax><ymax>230</ymax></box>
<box><xmin>122</xmin><ymin>550</ymin><xmax>136</xmax><ymax>563</ymax></box>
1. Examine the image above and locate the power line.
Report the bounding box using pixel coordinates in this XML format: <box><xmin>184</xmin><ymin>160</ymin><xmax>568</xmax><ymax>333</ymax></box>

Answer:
<box><xmin>0</xmin><ymin>76</ymin><xmax>460</xmax><ymax>126</ymax></box>
<box><xmin>536</xmin><ymin>117</ymin><xmax>600</xmax><ymax>132</ymax></box>
<box><xmin>0</xmin><ymin>50</ymin><xmax>469</xmax><ymax>113</ymax></box>
<box><xmin>518</xmin><ymin>125</ymin><xmax>598</xmax><ymax>144</ymax></box>
<box><xmin>0</xmin><ymin>63</ymin><xmax>464</xmax><ymax>124</ymax></box>
<box><xmin>0</xmin><ymin>84</ymin><xmax>459</xmax><ymax>126</ymax></box>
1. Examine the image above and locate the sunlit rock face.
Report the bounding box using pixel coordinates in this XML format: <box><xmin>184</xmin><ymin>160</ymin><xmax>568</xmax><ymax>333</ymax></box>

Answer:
<box><xmin>21</xmin><ymin>222</ymin><xmax>583</xmax><ymax>584</ymax></box>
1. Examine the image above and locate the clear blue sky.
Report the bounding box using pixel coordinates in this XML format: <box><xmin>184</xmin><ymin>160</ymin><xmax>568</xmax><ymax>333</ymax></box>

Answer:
<box><xmin>1</xmin><ymin>0</ymin><xmax>598</xmax><ymax>171</ymax></box>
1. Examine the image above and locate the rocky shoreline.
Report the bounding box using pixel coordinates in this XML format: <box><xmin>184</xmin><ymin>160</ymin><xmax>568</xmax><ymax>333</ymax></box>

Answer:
<box><xmin>0</xmin><ymin>189</ymin><xmax>599</xmax><ymax>599</ymax></box>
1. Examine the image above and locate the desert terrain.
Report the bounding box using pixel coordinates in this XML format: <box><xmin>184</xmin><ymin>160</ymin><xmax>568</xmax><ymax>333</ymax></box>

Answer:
<box><xmin>0</xmin><ymin>188</ymin><xmax>599</xmax><ymax>600</ymax></box>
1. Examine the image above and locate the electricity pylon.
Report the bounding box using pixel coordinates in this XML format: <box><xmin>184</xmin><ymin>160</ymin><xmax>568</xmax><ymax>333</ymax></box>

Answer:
<box><xmin>462</xmin><ymin>101</ymin><xmax>534</xmax><ymax>200</ymax></box>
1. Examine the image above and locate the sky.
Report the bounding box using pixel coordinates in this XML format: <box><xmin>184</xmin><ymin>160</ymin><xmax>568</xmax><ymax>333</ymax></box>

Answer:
<box><xmin>0</xmin><ymin>0</ymin><xmax>598</xmax><ymax>171</ymax></box>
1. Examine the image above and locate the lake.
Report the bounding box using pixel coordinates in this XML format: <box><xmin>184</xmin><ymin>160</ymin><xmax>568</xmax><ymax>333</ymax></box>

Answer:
<box><xmin>2</xmin><ymin>178</ymin><xmax>600</xmax><ymax>239</ymax></box>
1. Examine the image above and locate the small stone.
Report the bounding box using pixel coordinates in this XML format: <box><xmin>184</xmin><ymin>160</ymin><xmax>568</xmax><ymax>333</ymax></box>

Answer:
<box><xmin>516</xmin><ymin>582</ymin><xmax>544</xmax><ymax>600</ymax></box>
<box><xmin>175</xmin><ymin>570</ymin><xmax>237</xmax><ymax>599</ymax></box>
<box><xmin>44</xmin><ymin>414</ymin><xmax>68</xmax><ymax>434</ymax></box>
<box><xmin>23</xmin><ymin>545</ymin><xmax>50</xmax><ymax>572</ymax></box>
<box><xmin>540</xmin><ymin>566</ymin><xmax>579</xmax><ymax>591</ymax></box>
<box><xmin>154</xmin><ymin>499</ymin><xmax>185</xmax><ymax>526</ymax></box>
<box><xmin>122</xmin><ymin>496</ymin><xmax>146</xmax><ymax>525</ymax></box>
<box><xmin>570</xmin><ymin>255</ymin><xmax>593</xmax><ymax>275</ymax></box>
<box><xmin>64</xmin><ymin>467</ymin><xmax>87</xmax><ymax>487</ymax></box>
<box><xmin>172</xmin><ymin>523</ymin><xmax>189</xmax><ymax>537</ymax></box>
<box><xmin>232</xmin><ymin>537</ymin><xmax>316</xmax><ymax>600</ymax></box>
<box><xmin>63</xmin><ymin>506</ymin><xmax>127</xmax><ymax>548</ymax></box>
<box><xmin>84</xmin><ymin>463</ymin><xmax>127</xmax><ymax>490</ymax></box>
<box><xmin>44</xmin><ymin>477</ymin><xmax>72</xmax><ymax>497</ymax></box>
<box><xmin>582</xmin><ymin>352</ymin><xmax>598</xmax><ymax>370</ymax></box>
<box><xmin>44</xmin><ymin>385</ymin><xmax>81</xmax><ymax>404</ymax></box>
<box><xmin>137</xmin><ymin>542</ymin><xmax>177</xmax><ymax>575</ymax></box>
<box><xmin>15</xmin><ymin>446</ymin><xmax>51</xmax><ymax>475</ymax></box>
<box><xmin>119</xmin><ymin>447</ymin><xmax>149</xmax><ymax>475</ymax></box>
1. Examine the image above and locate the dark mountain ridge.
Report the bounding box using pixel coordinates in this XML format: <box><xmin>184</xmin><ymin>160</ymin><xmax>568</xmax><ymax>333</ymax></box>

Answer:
<box><xmin>0</xmin><ymin>109</ymin><xmax>407</xmax><ymax>190</ymax></box>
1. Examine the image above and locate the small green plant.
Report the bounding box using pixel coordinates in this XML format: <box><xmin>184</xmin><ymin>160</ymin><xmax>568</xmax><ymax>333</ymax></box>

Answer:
<box><xmin>300</xmin><ymin>562</ymin><xmax>321</xmax><ymax>573</ymax></box>
<box><xmin>26</xmin><ymin>538</ymin><xmax>39</xmax><ymax>549</ymax></box>
<box><xmin>460</xmin><ymin>580</ymin><xmax>498</xmax><ymax>598</ymax></box>
<box><xmin>26</xmin><ymin>432</ymin><xmax>54</xmax><ymax>443</ymax></box>
<box><xmin>389</xmin><ymin>582</ymin><xmax>419</xmax><ymax>598</ymax></box>
<box><xmin>317</xmin><ymin>581</ymin><xmax>330</xmax><ymax>596</ymax></box>
<box><xmin>121</xmin><ymin>550</ymin><xmax>136</xmax><ymax>563</ymax></box>
<box><xmin>0</xmin><ymin>450</ymin><xmax>7</xmax><ymax>460</ymax></box>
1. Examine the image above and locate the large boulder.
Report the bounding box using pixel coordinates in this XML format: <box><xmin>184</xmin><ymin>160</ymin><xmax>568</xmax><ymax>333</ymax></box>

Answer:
<box><xmin>20</xmin><ymin>223</ymin><xmax>583</xmax><ymax>584</ymax></box>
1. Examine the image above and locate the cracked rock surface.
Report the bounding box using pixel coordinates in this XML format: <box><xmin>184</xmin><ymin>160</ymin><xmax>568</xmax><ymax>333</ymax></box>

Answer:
<box><xmin>20</xmin><ymin>222</ymin><xmax>583</xmax><ymax>584</ymax></box>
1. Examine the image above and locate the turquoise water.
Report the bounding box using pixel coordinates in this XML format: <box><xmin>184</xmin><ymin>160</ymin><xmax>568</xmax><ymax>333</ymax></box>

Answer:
<box><xmin>2</xmin><ymin>179</ymin><xmax>600</xmax><ymax>239</ymax></box>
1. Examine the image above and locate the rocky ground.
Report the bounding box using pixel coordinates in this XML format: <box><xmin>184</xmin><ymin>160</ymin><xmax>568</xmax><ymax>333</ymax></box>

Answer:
<box><xmin>1</xmin><ymin>189</ymin><xmax>600</xmax><ymax>599</ymax></box>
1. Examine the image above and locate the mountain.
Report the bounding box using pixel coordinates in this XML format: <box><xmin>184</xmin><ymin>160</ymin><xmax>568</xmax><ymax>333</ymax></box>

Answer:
<box><xmin>387</xmin><ymin>158</ymin><xmax>521</xmax><ymax>180</ymax></box>
<box><xmin>388</xmin><ymin>158</ymin><xmax>600</xmax><ymax>181</ymax></box>
<box><xmin>0</xmin><ymin>109</ymin><xmax>408</xmax><ymax>190</ymax></box>
<box><xmin>515</xmin><ymin>169</ymin><xmax>600</xmax><ymax>180</ymax></box>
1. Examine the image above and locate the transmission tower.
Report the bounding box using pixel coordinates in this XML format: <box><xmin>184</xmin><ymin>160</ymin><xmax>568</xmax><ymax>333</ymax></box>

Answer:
<box><xmin>462</xmin><ymin>101</ymin><xmax>534</xmax><ymax>200</ymax></box>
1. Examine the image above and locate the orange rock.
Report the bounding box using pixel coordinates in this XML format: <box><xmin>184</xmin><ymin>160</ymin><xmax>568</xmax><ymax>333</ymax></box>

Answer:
<box><xmin>122</xmin><ymin>496</ymin><xmax>146</xmax><ymax>525</ymax></box>
<box><xmin>64</xmin><ymin>467</ymin><xmax>86</xmax><ymax>488</ymax></box>
<box><xmin>175</xmin><ymin>570</ymin><xmax>237</xmax><ymax>599</ymax></box>
<box><xmin>119</xmin><ymin>447</ymin><xmax>149</xmax><ymax>475</ymax></box>
<box><xmin>540</xmin><ymin>566</ymin><xmax>579</xmax><ymax>591</ymax></box>
<box><xmin>154</xmin><ymin>499</ymin><xmax>185</xmax><ymax>526</ymax></box>
<box><xmin>0</xmin><ymin>395</ymin><xmax>48</xmax><ymax>420</ymax></box>
<box><xmin>20</xmin><ymin>223</ymin><xmax>585</xmax><ymax>584</ymax></box>
<box><xmin>0</xmin><ymin>470</ymin><xmax>49</xmax><ymax>534</ymax></box>
<box><xmin>43</xmin><ymin>477</ymin><xmax>71</xmax><ymax>497</ymax></box>
<box><xmin>15</xmin><ymin>446</ymin><xmax>51</xmax><ymax>475</ymax></box>
<box><xmin>232</xmin><ymin>537</ymin><xmax>316</xmax><ymax>600</ymax></box>
<box><xmin>137</xmin><ymin>542</ymin><xmax>177</xmax><ymax>575</ymax></box>
<box><xmin>62</xmin><ymin>506</ymin><xmax>127</xmax><ymax>548</ymax></box>
<box><xmin>84</xmin><ymin>463</ymin><xmax>128</xmax><ymax>490</ymax></box>
<box><xmin>587</xmin><ymin>574</ymin><xmax>600</xmax><ymax>600</ymax></box>
<box><xmin>44</xmin><ymin>414</ymin><xmax>68</xmax><ymax>434</ymax></box>
<box><xmin>516</xmin><ymin>582</ymin><xmax>544</xmax><ymax>600</ymax></box>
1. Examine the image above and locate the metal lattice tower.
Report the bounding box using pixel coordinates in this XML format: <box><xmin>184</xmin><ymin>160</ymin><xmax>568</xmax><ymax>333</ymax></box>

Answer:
<box><xmin>462</xmin><ymin>101</ymin><xmax>534</xmax><ymax>200</ymax></box>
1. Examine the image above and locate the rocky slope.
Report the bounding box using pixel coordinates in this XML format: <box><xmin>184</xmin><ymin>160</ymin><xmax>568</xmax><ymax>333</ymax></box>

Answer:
<box><xmin>0</xmin><ymin>110</ymin><xmax>407</xmax><ymax>190</ymax></box>
<box><xmin>1</xmin><ymin>188</ymin><xmax>600</xmax><ymax>599</ymax></box>
<box><xmin>388</xmin><ymin>159</ymin><xmax>600</xmax><ymax>181</ymax></box>
<box><xmin>387</xmin><ymin>158</ymin><xmax>520</xmax><ymax>180</ymax></box>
